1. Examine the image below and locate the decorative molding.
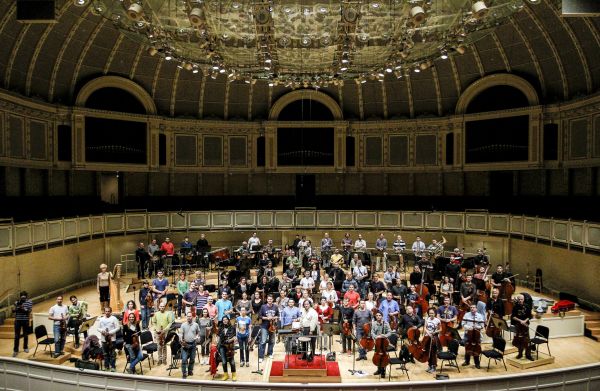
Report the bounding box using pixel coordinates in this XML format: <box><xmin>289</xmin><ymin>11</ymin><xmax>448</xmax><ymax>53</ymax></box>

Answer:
<box><xmin>75</xmin><ymin>76</ymin><xmax>157</xmax><ymax>114</ymax></box>
<box><xmin>268</xmin><ymin>89</ymin><xmax>343</xmax><ymax>121</ymax></box>
<box><xmin>431</xmin><ymin>67</ymin><xmax>443</xmax><ymax>117</ymax></box>
<box><xmin>490</xmin><ymin>31</ymin><xmax>511</xmax><ymax>73</ymax></box>
<box><xmin>103</xmin><ymin>35</ymin><xmax>124</xmax><ymax>74</ymax></box>
<box><xmin>456</xmin><ymin>74</ymin><xmax>539</xmax><ymax>114</ymax></box>
<box><xmin>4</xmin><ymin>25</ymin><xmax>31</xmax><ymax>89</ymax></box>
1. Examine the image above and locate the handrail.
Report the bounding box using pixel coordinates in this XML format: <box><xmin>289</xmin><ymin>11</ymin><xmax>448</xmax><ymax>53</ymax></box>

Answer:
<box><xmin>0</xmin><ymin>210</ymin><xmax>598</xmax><ymax>255</ymax></box>
<box><xmin>0</xmin><ymin>357</ymin><xmax>598</xmax><ymax>389</ymax></box>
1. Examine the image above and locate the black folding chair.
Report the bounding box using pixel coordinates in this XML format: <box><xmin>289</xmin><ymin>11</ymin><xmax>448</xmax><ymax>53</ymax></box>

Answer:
<box><xmin>481</xmin><ymin>337</ymin><xmax>507</xmax><ymax>371</ymax></box>
<box><xmin>33</xmin><ymin>325</ymin><xmax>55</xmax><ymax>357</ymax></box>
<box><xmin>139</xmin><ymin>330</ymin><xmax>158</xmax><ymax>364</ymax></box>
<box><xmin>530</xmin><ymin>325</ymin><xmax>550</xmax><ymax>359</ymax></box>
<box><xmin>437</xmin><ymin>339</ymin><xmax>460</xmax><ymax>373</ymax></box>
<box><xmin>123</xmin><ymin>346</ymin><xmax>151</xmax><ymax>374</ymax></box>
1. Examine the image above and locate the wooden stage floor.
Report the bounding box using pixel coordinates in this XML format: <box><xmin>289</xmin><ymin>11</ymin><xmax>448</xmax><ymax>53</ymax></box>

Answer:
<box><xmin>3</xmin><ymin>271</ymin><xmax>600</xmax><ymax>384</ymax></box>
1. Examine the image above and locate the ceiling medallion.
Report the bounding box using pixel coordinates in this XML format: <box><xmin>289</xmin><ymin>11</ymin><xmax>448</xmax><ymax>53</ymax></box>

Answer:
<box><xmin>94</xmin><ymin>0</ymin><xmax>535</xmax><ymax>88</ymax></box>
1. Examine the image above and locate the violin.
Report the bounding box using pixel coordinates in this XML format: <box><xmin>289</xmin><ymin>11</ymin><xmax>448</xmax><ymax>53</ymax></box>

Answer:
<box><xmin>372</xmin><ymin>336</ymin><xmax>390</xmax><ymax>367</ymax></box>
<box><xmin>359</xmin><ymin>323</ymin><xmax>375</xmax><ymax>351</ymax></box>
<box><xmin>131</xmin><ymin>330</ymin><xmax>140</xmax><ymax>351</ymax></box>
<box><xmin>342</xmin><ymin>321</ymin><xmax>352</xmax><ymax>336</ymax></box>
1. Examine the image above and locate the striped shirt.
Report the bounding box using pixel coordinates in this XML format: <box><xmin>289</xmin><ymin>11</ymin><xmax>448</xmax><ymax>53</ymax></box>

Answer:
<box><xmin>15</xmin><ymin>300</ymin><xmax>33</xmax><ymax>321</ymax></box>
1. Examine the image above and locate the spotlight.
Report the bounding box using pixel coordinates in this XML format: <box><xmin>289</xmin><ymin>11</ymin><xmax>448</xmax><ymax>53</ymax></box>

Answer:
<box><xmin>165</xmin><ymin>53</ymin><xmax>173</xmax><ymax>60</ymax></box>
<box><xmin>192</xmin><ymin>66</ymin><xmax>199</xmax><ymax>74</ymax></box>
<box><xmin>73</xmin><ymin>0</ymin><xmax>87</xmax><ymax>7</ymax></box>
<box><xmin>440</xmin><ymin>50</ymin><xmax>448</xmax><ymax>60</ymax></box>
<box><xmin>414</xmin><ymin>67</ymin><xmax>421</xmax><ymax>73</ymax></box>
<box><xmin>410</xmin><ymin>6</ymin><xmax>426</xmax><ymax>24</ymax></box>
<box><xmin>385</xmin><ymin>67</ymin><xmax>392</xmax><ymax>73</ymax></box>
<box><xmin>126</xmin><ymin>3</ymin><xmax>143</xmax><ymax>21</ymax></box>
<box><xmin>472</xmin><ymin>1</ymin><xmax>489</xmax><ymax>19</ymax></box>
<box><xmin>525</xmin><ymin>0</ymin><xmax>541</xmax><ymax>4</ymax></box>
<box><xmin>189</xmin><ymin>8</ymin><xmax>203</xmax><ymax>26</ymax></box>
<box><xmin>147</xmin><ymin>46</ymin><xmax>158</xmax><ymax>56</ymax></box>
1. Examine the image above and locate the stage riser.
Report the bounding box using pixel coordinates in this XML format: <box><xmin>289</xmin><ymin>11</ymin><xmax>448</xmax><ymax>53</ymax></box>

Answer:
<box><xmin>507</xmin><ymin>354</ymin><xmax>555</xmax><ymax>369</ymax></box>
<box><xmin>269</xmin><ymin>376</ymin><xmax>342</xmax><ymax>383</ymax></box>
<box><xmin>282</xmin><ymin>368</ymin><xmax>328</xmax><ymax>377</ymax></box>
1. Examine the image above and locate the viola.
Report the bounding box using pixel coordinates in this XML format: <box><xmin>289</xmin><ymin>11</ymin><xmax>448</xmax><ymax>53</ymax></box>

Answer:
<box><xmin>359</xmin><ymin>323</ymin><xmax>375</xmax><ymax>351</ymax></box>
<box><xmin>269</xmin><ymin>318</ymin><xmax>277</xmax><ymax>334</ymax></box>
<box><xmin>145</xmin><ymin>290</ymin><xmax>154</xmax><ymax>309</ymax></box>
<box><xmin>372</xmin><ymin>337</ymin><xmax>390</xmax><ymax>367</ymax></box>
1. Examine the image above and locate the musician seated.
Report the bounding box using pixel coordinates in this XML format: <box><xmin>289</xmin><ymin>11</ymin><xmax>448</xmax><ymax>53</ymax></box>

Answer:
<box><xmin>123</xmin><ymin>312</ymin><xmax>143</xmax><ymax>374</ymax></box>
<box><xmin>461</xmin><ymin>304</ymin><xmax>485</xmax><ymax>368</ymax></box>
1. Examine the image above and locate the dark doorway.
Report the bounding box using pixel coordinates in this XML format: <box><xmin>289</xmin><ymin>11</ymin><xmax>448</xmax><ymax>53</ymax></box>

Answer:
<box><xmin>296</xmin><ymin>175</ymin><xmax>316</xmax><ymax>206</ymax></box>
<box><xmin>277</xmin><ymin>127</ymin><xmax>334</xmax><ymax>166</ymax></box>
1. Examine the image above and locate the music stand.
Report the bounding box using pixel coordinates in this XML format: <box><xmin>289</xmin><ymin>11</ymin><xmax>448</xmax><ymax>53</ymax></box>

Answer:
<box><xmin>251</xmin><ymin>327</ymin><xmax>264</xmax><ymax>376</ymax></box>
<box><xmin>126</xmin><ymin>282</ymin><xmax>143</xmax><ymax>302</ymax></box>
<box><xmin>79</xmin><ymin>316</ymin><xmax>98</xmax><ymax>335</ymax></box>
<box><xmin>493</xmin><ymin>317</ymin><xmax>511</xmax><ymax>339</ymax></box>
<box><xmin>348</xmin><ymin>333</ymin><xmax>360</xmax><ymax>375</ymax></box>
<box><xmin>321</xmin><ymin>323</ymin><xmax>340</xmax><ymax>352</ymax></box>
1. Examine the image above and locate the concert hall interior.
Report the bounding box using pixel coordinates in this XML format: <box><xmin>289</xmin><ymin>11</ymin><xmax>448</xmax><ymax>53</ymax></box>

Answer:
<box><xmin>0</xmin><ymin>0</ymin><xmax>599</xmax><ymax>390</ymax></box>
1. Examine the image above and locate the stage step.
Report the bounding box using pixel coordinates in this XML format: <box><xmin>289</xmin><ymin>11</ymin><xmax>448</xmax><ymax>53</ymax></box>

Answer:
<box><xmin>270</xmin><ymin>375</ymin><xmax>342</xmax><ymax>383</ymax></box>
<box><xmin>586</xmin><ymin>327</ymin><xmax>600</xmax><ymax>337</ymax></box>
<box><xmin>507</xmin><ymin>353</ymin><xmax>554</xmax><ymax>369</ymax></box>
<box><xmin>3</xmin><ymin>318</ymin><xmax>15</xmax><ymax>326</ymax></box>
<box><xmin>0</xmin><ymin>324</ymin><xmax>14</xmax><ymax>332</ymax></box>
<box><xmin>283</xmin><ymin>368</ymin><xmax>328</xmax><ymax>377</ymax></box>
<box><xmin>0</xmin><ymin>331</ymin><xmax>14</xmax><ymax>339</ymax></box>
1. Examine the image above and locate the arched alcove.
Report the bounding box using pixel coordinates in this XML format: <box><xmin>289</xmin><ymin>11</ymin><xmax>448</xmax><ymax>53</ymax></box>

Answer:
<box><xmin>465</xmin><ymin>85</ymin><xmax>530</xmax><ymax>114</ymax></box>
<box><xmin>76</xmin><ymin>76</ymin><xmax>157</xmax><ymax>115</ymax></box>
<box><xmin>269</xmin><ymin>89</ymin><xmax>342</xmax><ymax>121</ymax></box>
<box><xmin>456</xmin><ymin>74</ymin><xmax>539</xmax><ymax>114</ymax></box>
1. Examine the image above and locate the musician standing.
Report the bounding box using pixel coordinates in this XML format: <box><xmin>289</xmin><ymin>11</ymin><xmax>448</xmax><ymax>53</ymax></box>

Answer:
<box><xmin>182</xmin><ymin>282</ymin><xmax>199</xmax><ymax>317</ymax></box>
<box><xmin>218</xmin><ymin>316</ymin><xmax>237</xmax><ymax>381</ymax></box>
<box><xmin>98</xmin><ymin>306</ymin><xmax>119</xmax><ymax>371</ymax></box>
<box><xmin>511</xmin><ymin>294</ymin><xmax>533</xmax><ymax>360</ymax></box>
<box><xmin>97</xmin><ymin>264</ymin><xmax>113</xmax><ymax>311</ymax></box>
<box><xmin>135</xmin><ymin>242</ymin><xmax>149</xmax><ymax>279</ymax></box>
<box><xmin>300</xmin><ymin>299</ymin><xmax>319</xmax><ymax>359</ymax></box>
<box><xmin>151</xmin><ymin>302</ymin><xmax>174</xmax><ymax>365</ymax></box>
<box><xmin>176</xmin><ymin>272</ymin><xmax>189</xmax><ymax>319</ymax></box>
<box><xmin>147</xmin><ymin>239</ymin><xmax>160</xmax><ymax>277</ymax></box>
<box><xmin>236</xmin><ymin>307</ymin><xmax>252</xmax><ymax>367</ymax></box>
<box><xmin>248</xmin><ymin>232</ymin><xmax>261</xmax><ymax>252</ymax></box>
<box><xmin>48</xmin><ymin>295</ymin><xmax>68</xmax><ymax>357</ymax></box>
<box><xmin>123</xmin><ymin>312</ymin><xmax>143</xmax><ymax>374</ymax></box>
<box><xmin>67</xmin><ymin>295</ymin><xmax>88</xmax><ymax>348</ymax></box>
<box><xmin>353</xmin><ymin>300</ymin><xmax>373</xmax><ymax>360</ymax></box>
<box><xmin>375</xmin><ymin>233</ymin><xmax>388</xmax><ymax>272</ymax></box>
<box><xmin>371</xmin><ymin>312</ymin><xmax>391</xmax><ymax>378</ymax></box>
<box><xmin>216</xmin><ymin>292</ymin><xmax>234</xmax><ymax>325</ymax></box>
<box><xmin>339</xmin><ymin>298</ymin><xmax>354</xmax><ymax>355</ymax></box>
<box><xmin>378</xmin><ymin>292</ymin><xmax>400</xmax><ymax>326</ymax></box>
<box><xmin>424</xmin><ymin>308</ymin><xmax>441</xmax><ymax>374</ymax></box>
<box><xmin>486</xmin><ymin>288</ymin><xmax>505</xmax><ymax>319</ymax></box>
<box><xmin>460</xmin><ymin>275</ymin><xmax>477</xmax><ymax>308</ymax></box>
<box><xmin>151</xmin><ymin>270</ymin><xmax>169</xmax><ymax>308</ymax></box>
<box><xmin>392</xmin><ymin>235</ymin><xmax>406</xmax><ymax>270</ymax></box>
<box><xmin>258</xmin><ymin>295</ymin><xmax>279</xmax><ymax>362</ymax></box>
<box><xmin>437</xmin><ymin>296</ymin><xmax>458</xmax><ymax>333</ymax></box>
<box><xmin>197</xmin><ymin>308</ymin><xmax>213</xmax><ymax>365</ymax></box>
<box><xmin>12</xmin><ymin>291</ymin><xmax>32</xmax><ymax>357</ymax></box>
<box><xmin>160</xmin><ymin>237</ymin><xmax>175</xmax><ymax>256</ymax></box>
<box><xmin>139</xmin><ymin>281</ymin><xmax>152</xmax><ymax>329</ymax></box>
<box><xmin>179</xmin><ymin>312</ymin><xmax>201</xmax><ymax>378</ymax></box>
<box><xmin>461</xmin><ymin>304</ymin><xmax>484</xmax><ymax>368</ymax></box>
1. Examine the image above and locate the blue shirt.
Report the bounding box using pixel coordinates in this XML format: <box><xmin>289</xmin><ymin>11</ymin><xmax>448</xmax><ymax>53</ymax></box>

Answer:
<box><xmin>216</xmin><ymin>299</ymin><xmax>233</xmax><ymax>321</ymax></box>
<box><xmin>378</xmin><ymin>299</ymin><xmax>400</xmax><ymax>323</ymax></box>
<box><xmin>281</xmin><ymin>306</ymin><xmax>302</xmax><ymax>326</ymax></box>
<box><xmin>152</xmin><ymin>278</ymin><xmax>169</xmax><ymax>297</ymax></box>
<box><xmin>236</xmin><ymin>315</ymin><xmax>251</xmax><ymax>337</ymax></box>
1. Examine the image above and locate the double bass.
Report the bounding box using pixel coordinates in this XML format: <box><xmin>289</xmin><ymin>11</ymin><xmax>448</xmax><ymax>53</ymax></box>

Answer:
<box><xmin>464</xmin><ymin>329</ymin><xmax>482</xmax><ymax>357</ymax></box>
<box><xmin>438</xmin><ymin>308</ymin><xmax>456</xmax><ymax>347</ymax></box>
<box><xmin>413</xmin><ymin>267</ymin><xmax>429</xmax><ymax>315</ymax></box>
<box><xmin>501</xmin><ymin>277</ymin><xmax>516</xmax><ymax>316</ymax></box>
<box><xmin>406</xmin><ymin>326</ymin><xmax>422</xmax><ymax>359</ymax></box>
<box><xmin>412</xmin><ymin>333</ymin><xmax>433</xmax><ymax>363</ymax></box>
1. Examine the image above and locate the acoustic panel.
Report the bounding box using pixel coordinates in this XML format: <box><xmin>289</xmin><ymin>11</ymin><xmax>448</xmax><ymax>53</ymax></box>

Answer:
<box><xmin>29</xmin><ymin>121</ymin><xmax>47</xmax><ymax>159</ymax></box>
<box><xmin>8</xmin><ymin>115</ymin><xmax>25</xmax><ymax>158</ymax></box>
<box><xmin>389</xmin><ymin>135</ymin><xmax>408</xmax><ymax>166</ymax></box>
<box><xmin>594</xmin><ymin>116</ymin><xmax>600</xmax><ymax>158</ymax></box>
<box><xmin>364</xmin><ymin>136</ymin><xmax>382</xmax><ymax>166</ymax></box>
<box><xmin>175</xmin><ymin>135</ymin><xmax>197</xmax><ymax>166</ymax></box>
<box><xmin>415</xmin><ymin>134</ymin><xmax>437</xmax><ymax>165</ymax></box>
<box><xmin>569</xmin><ymin>119</ymin><xmax>588</xmax><ymax>159</ymax></box>
<box><xmin>203</xmin><ymin>136</ymin><xmax>223</xmax><ymax>166</ymax></box>
<box><xmin>229</xmin><ymin>136</ymin><xmax>247</xmax><ymax>167</ymax></box>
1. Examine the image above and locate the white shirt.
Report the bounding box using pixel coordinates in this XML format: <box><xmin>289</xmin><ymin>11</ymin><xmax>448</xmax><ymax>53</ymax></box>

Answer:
<box><xmin>319</xmin><ymin>279</ymin><xmax>329</xmax><ymax>291</ymax></box>
<box><xmin>300</xmin><ymin>307</ymin><xmax>319</xmax><ymax>332</ymax></box>
<box><xmin>354</xmin><ymin>239</ymin><xmax>367</xmax><ymax>250</ymax></box>
<box><xmin>48</xmin><ymin>304</ymin><xmax>68</xmax><ymax>325</ymax></box>
<box><xmin>248</xmin><ymin>236</ymin><xmax>261</xmax><ymax>247</ymax></box>
<box><xmin>300</xmin><ymin>277</ymin><xmax>314</xmax><ymax>289</ymax></box>
<box><xmin>353</xmin><ymin>265</ymin><xmax>367</xmax><ymax>280</ymax></box>
<box><xmin>412</xmin><ymin>240</ymin><xmax>426</xmax><ymax>254</ymax></box>
<box><xmin>98</xmin><ymin>315</ymin><xmax>120</xmax><ymax>342</ymax></box>
<box><xmin>321</xmin><ymin>289</ymin><xmax>338</xmax><ymax>305</ymax></box>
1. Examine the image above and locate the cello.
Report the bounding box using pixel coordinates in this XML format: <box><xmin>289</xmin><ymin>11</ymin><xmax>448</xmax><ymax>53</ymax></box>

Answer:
<box><xmin>412</xmin><ymin>333</ymin><xmax>433</xmax><ymax>363</ymax></box>
<box><xmin>413</xmin><ymin>266</ymin><xmax>429</xmax><ymax>316</ymax></box>
<box><xmin>501</xmin><ymin>277</ymin><xmax>515</xmax><ymax>316</ymax></box>
<box><xmin>359</xmin><ymin>323</ymin><xmax>375</xmax><ymax>351</ymax></box>
<box><xmin>406</xmin><ymin>326</ymin><xmax>421</xmax><ymax>359</ymax></box>
<box><xmin>372</xmin><ymin>336</ymin><xmax>390</xmax><ymax>368</ymax></box>
<box><xmin>438</xmin><ymin>308</ymin><xmax>456</xmax><ymax>347</ymax></box>
<box><xmin>464</xmin><ymin>329</ymin><xmax>482</xmax><ymax>357</ymax></box>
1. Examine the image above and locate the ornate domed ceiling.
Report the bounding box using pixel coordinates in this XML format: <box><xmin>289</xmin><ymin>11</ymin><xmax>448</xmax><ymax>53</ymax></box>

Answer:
<box><xmin>0</xmin><ymin>0</ymin><xmax>598</xmax><ymax>120</ymax></box>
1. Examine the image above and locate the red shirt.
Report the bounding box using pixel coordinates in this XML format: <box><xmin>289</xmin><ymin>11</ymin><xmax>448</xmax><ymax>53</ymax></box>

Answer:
<box><xmin>316</xmin><ymin>305</ymin><xmax>333</xmax><ymax>324</ymax></box>
<box><xmin>344</xmin><ymin>291</ymin><xmax>361</xmax><ymax>309</ymax></box>
<box><xmin>122</xmin><ymin>309</ymin><xmax>140</xmax><ymax>325</ymax></box>
<box><xmin>160</xmin><ymin>242</ymin><xmax>175</xmax><ymax>255</ymax></box>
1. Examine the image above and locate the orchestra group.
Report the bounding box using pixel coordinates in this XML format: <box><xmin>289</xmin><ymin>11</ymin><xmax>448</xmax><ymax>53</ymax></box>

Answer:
<box><xmin>13</xmin><ymin>231</ymin><xmax>537</xmax><ymax>381</ymax></box>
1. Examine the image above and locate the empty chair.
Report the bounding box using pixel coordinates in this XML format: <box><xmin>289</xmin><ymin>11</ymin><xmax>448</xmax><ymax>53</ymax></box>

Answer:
<box><xmin>139</xmin><ymin>330</ymin><xmax>158</xmax><ymax>364</ymax></box>
<box><xmin>33</xmin><ymin>325</ymin><xmax>55</xmax><ymax>357</ymax></box>
<box><xmin>387</xmin><ymin>344</ymin><xmax>410</xmax><ymax>381</ymax></box>
<box><xmin>530</xmin><ymin>325</ymin><xmax>550</xmax><ymax>360</ymax></box>
<box><xmin>481</xmin><ymin>337</ymin><xmax>507</xmax><ymax>371</ymax></box>
<box><xmin>437</xmin><ymin>339</ymin><xmax>460</xmax><ymax>373</ymax></box>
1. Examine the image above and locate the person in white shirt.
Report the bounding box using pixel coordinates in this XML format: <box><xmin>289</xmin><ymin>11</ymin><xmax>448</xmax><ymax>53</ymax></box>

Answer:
<box><xmin>321</xmin><ymin>282</ymin><xmax>339</xmax><ymax>308</ymax></box>
<box><xmin>354</xmin><ymin>234</ymin><xmax>367</xmax><ymax>252</ymax></box>
<box><xmin>299</xmin><ymin>270</ymin><xmax>315</xmax><ymax>291</ymax></box>
<box><xmin>248</xmin><ymin>232</ymin><xmax>261</xmax><ymax>251</ymax></box>
<box><xmin>98</xmin><ymin>306</ymin><xmax>120</xmax><ymax>371</ymax></box>
<box><xmin>48</xmin><ymin>295</ymin><xmax>69</xmax><ymax>357</ymax></box>
<box><xmin>392</xmin><ymin>235</ymin><xmax>406</xmax><ymax>270</ymax></box>
<box><xmin>353</xmin><ymin>260</ymin><xmax>368</xmax><ymax>295</ymax></box>
<box><xmin>300</xmin><ymin>300</ymin><xmax>319</xmax><ymax>358</ymax></box>
<box><xmin>319</xmin><ymin>274</ymin><xmax>330</xmax><ymax>292</ymax></box>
